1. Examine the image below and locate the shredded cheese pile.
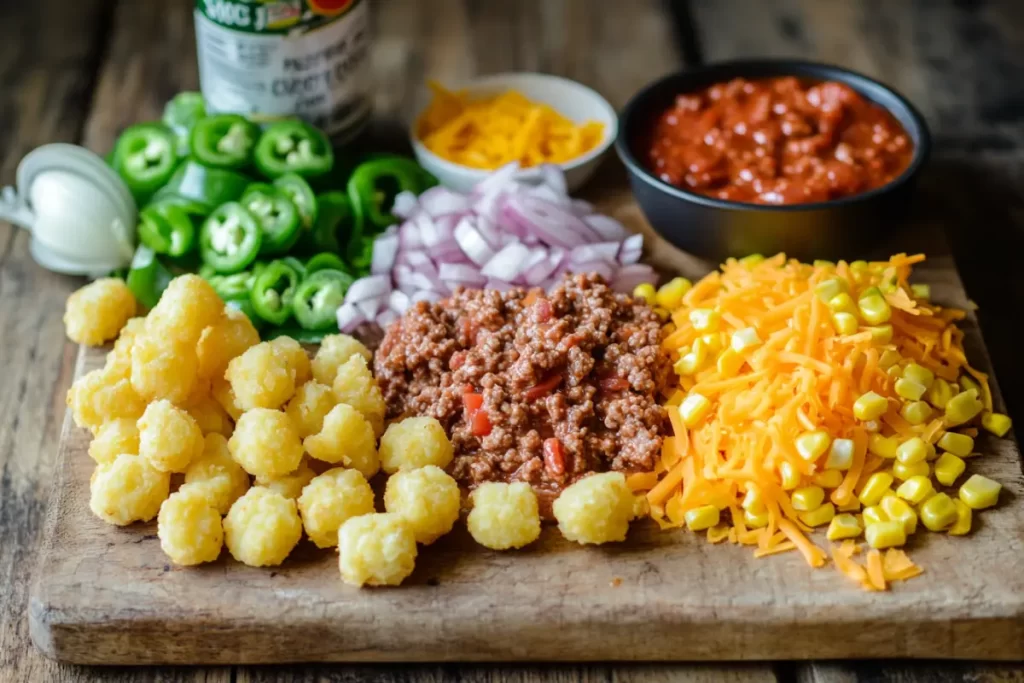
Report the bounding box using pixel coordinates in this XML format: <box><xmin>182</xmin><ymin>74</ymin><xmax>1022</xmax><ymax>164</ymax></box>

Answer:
<box><xmin>630</xmin><ymin>253</ymin><xmax>1008</xmax><ymax>591</ymax></box>
<box><xmin>416</xmin><ymin>81</ymin><xmax>605</xmax><ymax>169</ymax></box>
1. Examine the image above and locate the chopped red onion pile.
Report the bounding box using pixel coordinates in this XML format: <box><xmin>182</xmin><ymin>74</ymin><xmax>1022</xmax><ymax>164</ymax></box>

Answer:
<box><xmin>337</xmin><ymin>163</ymin><xmax>657</xmax><ymax>332</ymax></box>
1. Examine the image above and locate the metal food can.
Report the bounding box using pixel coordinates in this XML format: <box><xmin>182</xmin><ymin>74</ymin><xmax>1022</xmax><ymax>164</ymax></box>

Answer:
<box><xmin>194</xmin><ymin>0</ymin><xmax>372</xmax><ymax>142</ymax></box>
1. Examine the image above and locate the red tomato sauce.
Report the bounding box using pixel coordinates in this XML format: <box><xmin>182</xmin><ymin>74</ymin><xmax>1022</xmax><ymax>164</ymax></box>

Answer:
<box><xmin>647</xmin><ymin>77</ymin><xmax>914</xmax><ymax>205</ymax></box>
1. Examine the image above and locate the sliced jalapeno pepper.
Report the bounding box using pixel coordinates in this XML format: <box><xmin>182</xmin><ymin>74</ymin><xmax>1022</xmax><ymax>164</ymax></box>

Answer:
<box><xmin>280</xmin><ymin>256</ymin><xmax>307</xmax><ymax>280</ymax></box>
<box><xmin>253</xmin><ymin>120</ymin><xmax>334</xmax><ymax>179</ymax></box>
<box><xmin>190</xmin><ymin>114</ymin><xmax>259</xmax><ymax>169</ymax></box>
<box><xmin>207</xmin><ymin>271</ymin><xmax>253</xmax><ymax>300</ymax></box>
<box><xmin>163</xmin><ymin>91</ymin><xmax>206</xmax><ymax>156</ymax></box>
<box><xmin>292</xmin><ymin>269</ymin><xmax>353</xmax><ymax>331</ymax></box>
<box><xmin>347</xmin><ymin>157</ymin><xmax>424</xmax><ymax>234</ymax></box>
<box><xmin>154</xmin><ymin>160</ymin><xmax>252</xmax><ymax>211</ymax></box>
<box><xmin>199</xmin><ymin>202</ymin><xmax>263</xmax><ymax>274</ymax></box>
<box><xmin>273</xmin><ymin>173</ymin><xmax>318</xmax><ymax>231</ymax></box>
<box><xmin>301</xmin><ymin>191</ymin><xmax>356</xmax><ymax>254</ymax></box>
<box><xmin>126</xmin><ymin>245</ymin><xmax>173</xmax><ymax>309</ymax></box>
<box><xmin>240</xmin><ymin>183</ymin><xmax>301</xmax><ymax>256</ymax></box>
<box><xmin>250</xmin><ymin>259</ymin><xmax>301</xmax><ymax>326</ymax></box>
<box><xmin>305</xmin><ymin>252</ymin><xmax>348</xmax><ymax>275</ymax></box>
<box><xmin>138</xmin><ymin>202</ymin><xmax>196</xmax><ymax>257</ymax></box>
<box><xmin>111</xmin><ymin>123</ymin><xmax>180</xmax><ymax>203</ymax></box>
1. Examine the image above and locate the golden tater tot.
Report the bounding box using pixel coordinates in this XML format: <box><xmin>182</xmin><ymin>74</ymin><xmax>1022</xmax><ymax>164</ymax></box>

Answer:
<box><xmin>211</xmin><ymin>377</ymin><xmax>244</xmax><ymax>421</ymax></box>
<box><xmin>223</xmin><ymin>487</ymin><xmax>302</xmax><ymax>567</ymax></box>
<box><xmin>384</xmin><ymin>466</ymin><xmax>461</xmax><ymax>545</ymax></box>
<box><xmin>130</xmin><ymin>332</ymin><xmax>198</xmax><ymax>405</ymax></box>
<box><xmin>228</xmin><ymin>408</ymin><xmax>304</xmax><ymax>478</ymax></box>
<box><xmin>184</xmin><ymin>433</ymin><xmax>250</xmax><ymax>514</ymax></box>
<box><xmin>225</xmin><ymin>342</ymin><xmax>297</xmax><ymax>411</ymax></box>
<box><xmin>379</xmin><ymin>416</ymin><xmax>453</xmax><ymax>474</ymax></box>
<box><xmin>186</xmin><ymin>394</ymin><xmax>234</xmax><ymax>437</ymax></box>
<box><xmin>311</xmin><ymin>334</ymin><xmax>371</xmax><ymax>386</ymax></box>
<box><xmin>88</xmin><ymin>417</ymin><xmax>140</xmax><ymax>465</ymax></box>
<box><xmin>137</xmin><ymin>399</ymin><xmax>205</xmax><ymax>473</ymax></box>
<box><xmin>552</xmin><ymin>472</ymin><xmax>635</xmax><ymax>545</ymax></box>
<box><xmin>303</xmin><ymin>403</ymin><xmax>379</xmax><ymax>478</ymax></box>
<box><xmin>104</xmin><ymin>316</ymin><xmax>147</xmax><ymax>379</ymax></box>
<box><xmin>331</xmin><ymin>354</ymin><xmax>386</xmax><ymax>437</ymax></box>
<box><xmin>467</xmin><ymin>482</ymin><xmax>541</xmax><ymax>550</ymax></box>
<box><xmin>146</xmin><ymin>274</ymin><xmax>223</xmax><ymax>344</ymax></box>
<box><xmin>196</xmin><ymin>308</ymin><xmax>260</xmax><ymax>380</ymax></box>
<box><xmin>67</xmin><ymin>366</ymin><xmax>146</xmax><ymax>433</ymax></box>
<box><xmin>284</xmin><ymin>381</ymin><xmax>337</xmax><ymax>438</ymax></box>
<box><xmin>64</xmin><ymin>277</ymin><xmax>136</xmax><ymax>346</ymax></box>
<box><xmin>338</xmin><ymin>513</ymin><xmax>417</xmax><ymax>587</ymax></box>
<box><xmin>89</xmin><ymin>453</ymin><xmax>170</xmax><ymax>525</ymax></box>
<box><xmin>158</xmin><ymin>486</ymin><xmax>224</xmax><ymax>566</ymax></box>
<box><xmin>298</xmin><ymin>468</ymin><xmax>375</xmax><ymax>548</ymax></box>
<box><xmin>255</xmin><ymin>457</ymin><xmax>317</xmax><ymax>500</ymax></box>
<box><xmin>270</xmin><ymin>337</ymin><xmax>312</xmax><ymax>385</ymax></box>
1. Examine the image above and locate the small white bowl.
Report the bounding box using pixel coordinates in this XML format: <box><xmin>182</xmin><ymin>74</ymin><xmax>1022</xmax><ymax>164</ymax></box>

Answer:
<box><xmin>410</xmin><ymin>72</ymin><xmax>618</xmax><ymax>194</ymax></box>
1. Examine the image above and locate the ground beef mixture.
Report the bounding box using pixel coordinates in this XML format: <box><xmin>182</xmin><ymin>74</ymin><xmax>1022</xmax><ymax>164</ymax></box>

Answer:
<box><xmin>374</xmin><ymin>273</ymin><xmax>672</xmax><ymax>515</ymax></box>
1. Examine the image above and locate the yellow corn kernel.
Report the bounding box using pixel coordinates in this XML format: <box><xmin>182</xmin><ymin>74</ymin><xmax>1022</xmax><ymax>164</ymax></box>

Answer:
<box><xmin>878</xmin><ymin>349</ymin><xmax>902</xmax><ymax>369</ymax></box>
<box><xmin>865</xmin><ymin>325</ymin><xmax>893</xmax><ymax>344</ymax></box>
<box><xmin>868</xmin><ymin>434</ymin><xmax>898</xmax><ymax>459</ymax></box>
<box><xmin>792</xmin><ymin>486</ymin><xmax>825</xmax><ymax>511</ymax></box>
<box><xmin>653</xmin><ymin>307</ymin><xmax>671</xmax><ymax>321</ymax></box>
<box><xmin>927</xmin><ymin>378</ymin><xmax>954</xmax><ymax>410</ymax></box>
<box><xmin>684</xmin><ymin>504</ymin><xmax>720</xmax><ymax>531</ymax></box>
<box><xmin>674</xmin><ymin>338</ymin><xmax>708</xmax><ymax>375</ymax></box>
<box><xmin>655</xmin><ymin>277</ymin><xmax>692</xmax><ymax>310</ymax></box>
<box><xmin>824</xmin><ymin>438</ymin><xmax>854</xmax><ymax>470</ymax></box>
<box><xmin>886</xmin><ymin>365</ymin><xmax>903</xmax><ymax>381</ymax></box>
<box><xmin>945</xmin><ymin>390</ymin><xmax>983</xmax><ymax>426</ymax></box>
<box><xmin>832</xmin><ymin>312</ymin><xmax>858</xmax><ymax>336</ymax></box>
<box><xmin>813</xmin><ymin>468</ymin><xmax>844</xmax><ymax>489</ymax></box>
<box><xmin>859</xmin><ymin>472</ymin><xmax>895</xmax><ymax>506</ymax></box>
<box><xmin>828</xmin><ymin>293</ymin><xmax>857</xmax><ymax>316</ymax></box>
<box><xmin>862</xmin><ymin>505</ymin><xmax>888</xmax><ymax>526</ymax></box>
<box><xmin>837</xmin><ymin>498</ymin><xmax>862</xmax><ymax>512</ymax></box>
<box><xmin>863</xmin><ymin>419</ymin><xmax>882</xmax><ymax>433</ymax></box>
<box><xmin>700</xmin><ymin>333</ymin><xmax>724</xmax><ymax>354</ymax></box>
<box><xmin>850</xmin><ymin>259</ymin><xmax>869</xmax><ymax>272</ymax></box>
<box><xmin>858</xmin><ymin>287</ymin><xmax>892</xmax><ymax>325</ymax></box>
<box><xmin>959</xmin><ymin>374</ymin><xmax>981</xmax><ymax>396</ymax></box>
<box><xmin>779</xmin><ymin>461</ymin><xmax>800</xmax><ymax>490</ymax></box>
<box><xmin>981</xmin><ymin>412</ymin><xmax>1012</xmax><ymax>437</ymax></box>
<box><xmin>919</xmin><ymin>492</ymin><xmax>959</xmax><ymax>531</ymax></box>
<box><xmin>948</xmin><ymin>500</ymin><xmax>972</xmax><ymax>536</ymax></box>
<box><xmin>910</xmin><ymin>283</ymin><xmax>931</xmax><ymax>300</ymax></box>
<box><xmin>854</xmin><ymin>391</ymin><xmax>888</xmax><ymax>421</ymax></box>
<box><xmin>925</xmin><ymin>442</ymin><xmax>939</xmax><ymax>461</ymax></box>
<box><xmin>933</xmin><ymin>452</ymin><xmax>966</xmax><ymax>486</ymax></box>
<box><xmin>632</xmin><ymin>283</ymin><xmax>656</xmax><ymax>305</ymax></box>
<box><xmin>896</xmin><ymin>475</ymin><xmax>934</xmax><ymax>505</ymax></box>
<box><xmin>744</xmin><ymin>507</ymin><xmax>769</xmax><ymax>528</ymax></box>
<box><xmin>799</xmin><ymin>502</ymin><xmax>836</xmax><ymax>528</ymax></box>
<box><xmin>689</xmin><ymin>308</ymin><xmax>720</xmax><ymax>333</ymax></box>
<box><xmin>880</xmin><ymin>495</ymin><xmax>918</xmax><ymax>535</ymax></box>
<box><xmin>865</xmin><ymin>521</ymin><xmax>907</xmax><ymax>549</ymax></box>
<box><xmin>895</xmin><ymin>377</ymin><xmax>927</xmax><ymax>401</ymax></box>
<box><xmin>895</xmin><ymin>437</ymin><xmax>929</xmax><ymax>465</ymax></box>
<box><xmin>813</xmin><ymin>259</ymin><xmax>836</xmax><ymax>269</ymax></box>
<box><xmin>731</xmin><ymin>327</ymin><xmax>762</xmax><ymax>353</ymax></box>
<box><xmin>903</xmin><ymin>363</ymin><xmax>935</xmax><ymax>390</ymax></box>
<box><xmin>900</xmin><ymin>400</ymin><xmax>933</xmax><ymax>426</ymax></box>
<box><xmin>937</xmin><ymin>431</ymin><xmax>974</xmax><ymax>457</ymax></box>
<box><xmin>795</xmin><ymin>430</ymin><xmax>831</xmax><ymax>462</ymax></box>
<box><xmin>739</xmin><ymin>253</ymin><xmax>764</xmax><ymax>267</ymax></box>
<box><xmin>716</xmin><ymin>348</ymin><xmax>744</xmax><ymax>378</ymax></box>
<box><xmin>892</xmin><ymin>460</ymin><xmax>930</xmax><ymax>481</ymax></box>
<box><xmin>814</xmin><ymin>277</ymin><xmax>847</xmax><ymax>303</ymax></box>
<box><xmin>679</xmin><ymin>393</ymin><xmax>712</xmax><ymax>428</ymax></box>
<box><xmin>742</xmin><ymin>484</ymin><xmax>765</xmax><ymax>514</ymax></box>
<box><xmin>959</xmin><ymin>474</ymin><xmax>1001</xmax><ymax>510</ymax></box>
<box><xmin>826</xmin><ymin>513</ymin><xmax>863</xmax><ymax>541</ymax></box>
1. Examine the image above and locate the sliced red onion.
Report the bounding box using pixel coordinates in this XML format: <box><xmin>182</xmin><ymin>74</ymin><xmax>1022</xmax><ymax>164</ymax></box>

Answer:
<box><xmin>453</xmin><ymin>217</ymin><xmax>495</xmax><ymax>266</ymax></box>
<box><xmin>389</xmin><ymin>289</ymin><xmax>411</xmax><ymax>314</ymax></box>
<box><xmin>439</xmin><ymin>262</ymin><xmax>488</xmax><ymax>287</ymax></box>
<box><xmin>371</xmin><ymin>231</ymin><xmax>400</xmax><ymax>275</ymax></box>
<box><xmin>404</xmin><ymin>250</ymin><xmax>434</xmax><ymax>270</ymax></box>
<box><xmin>502</xmin><ymin>196</ymin><xmax>589</xmax><ymax>248</ymax></box>
<box><xmin>356</xmin><ymin>296</ymin><xmax>385</xmax><ymax>320</ymax></box>
<box><xmin>472</xmin><ymin>161</ymin><xmax>521</xmax><ymax>195</ymax></box>
<box><xmin>570</xmin><ymin>198</ymin><xmax>595</xmax><ymax>217</ymax></box>
<box><xmin>336</xmin><ymin>302</ymin><xmax>365</xmax><ymax>333</ymax></box>
<box><xmin>571</xmin><ymin>242</ymin><xmax>621</xmax><ymax>265</ymax></box>
<box><xmin>475</xmin><ymin>214</ymin><xmax>503</xmax><ymax>249</ymax></box>
<box><xmin>612</xmin><ymin>264</ymin><xmax>658</xmax><ymax>293</ymax></box>
<box><xmin>481</xmin><ymin>242</ymin><xmax>531</xmax><ymax>281</ymax></box>
<box><xmin>485</xmin><ymin>278</ymin><xmax>516</xmax><ymax>292</ymax></box>
<box><xmin>399</xmin><ymin>220</ymin><xmax>424</xmax><ymax>250</ymax></box>
<box><xmin>584</xmin><ymin>214</ymin><xmax>629</xmax><ymax>241</ymax></box>
<box><xmin>410</xmin><ymin>271</ymin><xmax>444</xmax><ymax>294</ymax></box>
<box><xmin>376</xmin><ymin>309</ymin><xmax>399</xmax><ymax>328</ymax></box>
<box><xmin>418</xmin><ymin>186</ymin><xmax>472</xmax><ymax>217</ymax></box>
<box><xmin>569</xmin><ymin>259</ymin><xmax>616</xmax><ymax>281</ymax></box>
<box><xmin>394</xmin><ymin>265</ymin><xmax>416</xmax><ymax>290</ymax></box>
<box><xmin>391</xmin><ymin>191</ymin><xmax>419</xmax><ymax>220</ymax></box>
<box><xmin>538</xmin><ymin>163</ymin><xmax>568</xmax><ymax>196</ymax></box>
<box><xmin>618</xmin><ymin>234</ymin><xmax>644</xmax><ymax>265</ymax></box>
<box><xmin>522</xmin><ymin>248</ymin><xmax>558</xmax><ymax>286</ymax></box>
<box><xmin>345</xmin><ymin>275</ymin><xmax>391</xmax><ymax>303</ymax></box>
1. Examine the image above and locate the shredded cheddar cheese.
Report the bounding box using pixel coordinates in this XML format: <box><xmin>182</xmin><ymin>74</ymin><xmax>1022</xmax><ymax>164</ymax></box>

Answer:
<box><xmin>416</xmin><ymin>81</ymin><xmax>605</xmax><ymax>169</ymax></box>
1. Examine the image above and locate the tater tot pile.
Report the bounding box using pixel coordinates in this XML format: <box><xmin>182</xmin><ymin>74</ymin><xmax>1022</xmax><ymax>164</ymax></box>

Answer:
<box><xmin>65</xmin><ymin>276</ymin><xmax>655</xmax><ymax>586</ymax></box>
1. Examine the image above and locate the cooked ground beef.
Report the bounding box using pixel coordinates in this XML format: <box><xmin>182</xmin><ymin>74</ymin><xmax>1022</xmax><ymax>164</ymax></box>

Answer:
<box><xmin>374</xmin><ymin>273</ymin><xmax>672</xmax><ymax>515</ymax></box>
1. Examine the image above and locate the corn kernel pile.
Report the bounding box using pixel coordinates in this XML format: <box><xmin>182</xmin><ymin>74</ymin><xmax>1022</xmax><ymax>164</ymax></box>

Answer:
<box><xmin>634</xmin><ymin>254</ymin><xmax>1012</xmax><ymax>591</ymax></box>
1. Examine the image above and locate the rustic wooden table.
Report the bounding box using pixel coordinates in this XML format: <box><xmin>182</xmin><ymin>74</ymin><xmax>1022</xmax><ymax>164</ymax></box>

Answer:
<box><xmin>2</xmin><ymin>0</ymin><xmax>1023</xmax><ymax>680</ymax></box>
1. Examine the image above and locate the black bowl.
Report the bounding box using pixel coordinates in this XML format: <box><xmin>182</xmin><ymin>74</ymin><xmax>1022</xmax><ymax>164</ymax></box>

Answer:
<box><xmin>615</xmin><ymin>59</ymin><xmax>931</xmax><ymax>262</ymax></box>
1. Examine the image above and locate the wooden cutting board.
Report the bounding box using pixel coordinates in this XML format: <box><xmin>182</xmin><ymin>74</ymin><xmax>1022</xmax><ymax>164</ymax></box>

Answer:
<box><xmin>28</xmin><ymin>179</ymin><xmax>1024</xmax><ymax>665</ymax></box>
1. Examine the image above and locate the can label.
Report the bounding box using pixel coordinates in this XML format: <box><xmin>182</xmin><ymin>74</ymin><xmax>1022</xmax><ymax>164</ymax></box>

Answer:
<box><xmin>195</xmin><ymin>0</ymin><xmax>371</xmax><ymax>140</ymax></box>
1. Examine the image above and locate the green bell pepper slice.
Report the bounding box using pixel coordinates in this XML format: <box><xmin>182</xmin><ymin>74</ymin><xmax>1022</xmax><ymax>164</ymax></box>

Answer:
<box><xmin>292</xmin><ymin>269</ymin><xmax>353</xmax><ymax>331</ymax></box>
<box><xmin>154</xmin><ymin>160</ymin><xmax>252</xmax><ymax>211</ymax></box>
<box><xmin>273</xmin><ymin>173</ymin><xmax>318</xmax><ymax>231</ymax></box>
<box><xmin>138</xmin><ymin>202</ymin><xmax>196</xmax><ymax>257</ymax></box>
<box><xmin>163</xmin><ymin>92</ymin><xmax>206</xmax><ymax>156</ymax></box>
<box><xmin>190</xmin><ymin>114</ymin><xmax>259</xmax><ymax>169</ymax></box>
<box><xmin>111</xmin><ymin>123</ymin><xmax>180</xmax><ymax>203</ymax></box>
<box><xmin>199</xmin><ymin>202</ymin><xmax>263</xmax><ymax>274</ymax></box>
<box><xmin>126</xmin><ymin>245</ymin><xmax>173</xmax><ymax>309</ymax></box>
<box><xmin>305</xmin><ymin>252</ymin><xmax>349</xmax><ymax>275</ymax></box>
<box><xmin>250</xmin><ymin>259</ymin><xmax>301</xmax><ymax>326</ymax></box>
<box><xmin>241</xmin><ymin>183</ymin><xmax>302</xmax><ymax>256</ymax></box>
<box><xmin>253</xmin><ymin>120</ymin><xmax>334</xmax><ymax>179</ymax></box>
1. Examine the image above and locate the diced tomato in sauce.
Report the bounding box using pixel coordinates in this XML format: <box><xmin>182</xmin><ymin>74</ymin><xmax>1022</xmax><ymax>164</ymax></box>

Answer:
<box><xmin>471</xmin><ymin>409</ymin><xmax>492</xmax><ymax>436</ymax></box>
<box><xmin>600</xmin><ymin>377</ymin><xmax>630</xmax><ymax>392</ymax></box>
<box><xmin>524</xmin><ymin>373</ymin><xmax>563</xmax><ymax>401</ymax></box>
<box><xmin>543</xmin><ymin>438</ymin><xmax>565</xmax><ymax>475</ymax></box>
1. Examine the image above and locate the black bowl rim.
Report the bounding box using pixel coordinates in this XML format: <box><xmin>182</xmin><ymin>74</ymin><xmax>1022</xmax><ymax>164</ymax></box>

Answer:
<box><xmin>614</xmin><ymin>58</ymin><xmax>932</xmax><ymax>213</ymax></box>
